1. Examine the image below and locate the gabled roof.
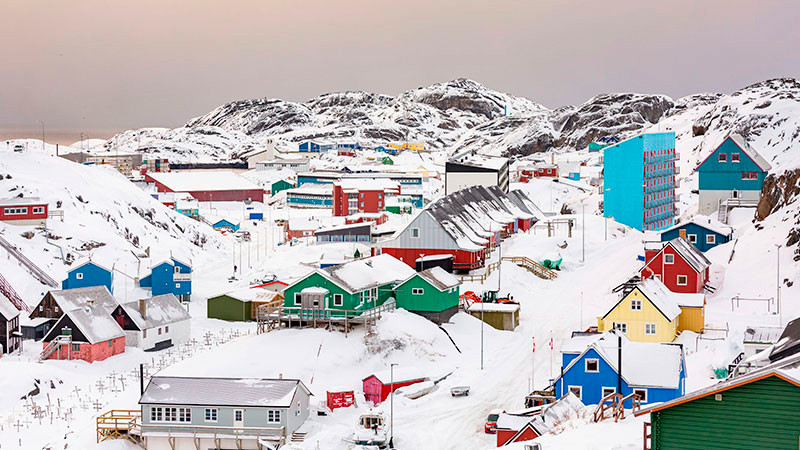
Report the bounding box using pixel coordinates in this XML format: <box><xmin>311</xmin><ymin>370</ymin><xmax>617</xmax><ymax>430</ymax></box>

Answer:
<box><xmin>48</xmin><ymin>305</ymin><xmax>125</xmax><ymax>344</ymax></box>
<box><xmin>68</xmin><ymin>258</ymin><xmax>113</xmax><ymax>274</ymax></box>
<box><xmin>601</xmin><ymin>278</ymin><xmax>683</xmax><ymax>322</ymax></box>
<box><xmin>0</xmin><ymin>197</ymin><xmax>46</xmax><ymax>206</ymax></box>
<box><xmin>770</xmin><ymin>317</ymin><xmax>800</xmax><ymax>362</ymax></box>
<box><xmin>398</xmin><ymin>267</ymin><xmax>461</xmax><ymax>292</ymax></box>
<box><xmin>140</xmin><ymin>376</ymin><xmax>312</xmax><ymax>407</ymax></box>
<box><xmin>557</xmin><ymin>332</ymin><xmax>684</xmax><ymax>389</ymax></box>
<box><xmin>0</xmin><ymin>294</ymin><xmax>20</xmax><ymax>321</ymax></box>
<box><xmin>744</xmin><ymin>326</ymin><xmax>783</xmax><ymax>344</ymax></box>
<box><xmin>636</xmin><ymin>351</ymin><xmax>800</xmax><ymax>416</ymax></box>
<box><xmin>660</xmin><ymin>217</ymin><xmax>733</xmax><ymax>238</ymax></box>
<box><xmin>697</xmin><ymin>133</ymin><xmax>772</xmax><ymax>172</ymax></box>
<box><xmin>320</xmin><ymin>254</ymin><xmax>415</xmax><ymax>293</ymax></box>
<box><xmin>118</xmin><ymin>294</ymin><xmax>191</xmax><ymax>330</ymax></box>
<box><xmin>43</xmin><ymin>286</ymin><xmax>118</xmax><ymax>314</ymax></box>
<box><xmin>642</xmin><ymin>237</ymin><xmax>711</xmax><ymax>274</ymax></box>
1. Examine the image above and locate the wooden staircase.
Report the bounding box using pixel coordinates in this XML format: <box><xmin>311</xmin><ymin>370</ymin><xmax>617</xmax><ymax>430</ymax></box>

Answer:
<box><xmin>593</xmin><ymin>392</ymin><xmax>641</xmax><ymax>423</ymax></box>
<box><xmin>501</xmin><ymin>256</ymin><xmax>558</xmax><ymax>280</ymax></box>
<box><xmin>0</xmin><ymin>272</ymin><xmax>31</xmax><ymax>313</ymax></box>
<box><xmin>291</xmin><ymin>431</ymin><xmax>307</xmax><ymax>443</ymax></box>
<box><xmin>40</xmin><ymin>335</ymin><xmax>71</xmax><ymax>360</ymax></box>
<box><xmin>96</xmin><ymin>410</ymin><xmax>141</xmax><ymax>444</ymax></box>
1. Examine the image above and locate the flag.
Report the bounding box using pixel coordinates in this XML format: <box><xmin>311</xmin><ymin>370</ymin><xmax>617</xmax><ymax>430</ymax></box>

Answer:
<box><xmin>548</xmin><ymin>337</ymin><xmax>553</xmax><ymax>350</ymax></box>
<box><xmin>532</xmin><ymin>337</ymin><xmax>536</xmax><ymax>353</ymax></box>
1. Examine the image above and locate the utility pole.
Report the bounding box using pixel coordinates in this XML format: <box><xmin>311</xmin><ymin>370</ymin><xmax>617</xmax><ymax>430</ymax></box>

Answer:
<box><xmin>390</xmin><ymin>362</ymin><xmax>397</xmax><ymax>446</ymax></box>
<box><xmin>480</xmin><ymin>302</ymin><xmax>484</xmax><ymax>370</ymax></box>
<box><xmin>581</xmin><ymin>199</ymin><xmax>585</xmax><ymax>263</ymax></box>
<box><xmin>37</xmin><ymin>120</ymin><xmax>45</xmax><ymax>153</ymax></box>
<box><xmin>777</xmin><ymin>244</ymin><xmax>781</xmax><ymax>326</ymax></box>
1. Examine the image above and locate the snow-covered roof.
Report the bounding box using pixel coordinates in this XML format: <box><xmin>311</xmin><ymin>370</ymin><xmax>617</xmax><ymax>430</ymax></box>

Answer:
<box><xmin>46</xmin><ymin>286</ymin><xmax>118</xmax><ymax>314</ymax></box>
<box><xmin>0</xmin><ymin>294</ymin><xmax>20</xmax><ymax>321</ymax></box>
<box><xmin>287</xmin><ymin>217</ymin><xmax>320</xmax><ymax>230</ymax></box>
<box><xmin>147</xmin><ymin>172</ymin><xmax>262</xmax><ymax>192</ymax></box>
<box><xmin>744</xmin><ymin>326</ymin><xmax>783</xmax><ymax>344</ymax></box>
<box><xmin>60</xmin><ymin>306</ymin><xmax>125</xmax><ymax>344</ymax></box>
<box><xmin>119</xmin><ymin>294</ymin><xmax>191</xmax><ymax>330</ymax></box>
<box><xmin>496</xmin><ymin>413</ymin><xmax>535</xmax><ymax>431</ymax></box>
<box><xmin>301</xmin><ymin>286</ymin><xmax>329</xmax><ymax>294</ymax></box>
<box><xmin>140</xmin><ymin>376</ymin><xmax>311</xmax><ymax>407</ymax></box>
<box><xmin>660</xmin><ymin>217</ymin><xmax>732</xmax><ymax>237</ymax></box>
<box><xmin>413</xmin><ymin>267</ymin><xmax>461</xmax><ymax>291</ymax></box>
<box><xmin>314</xmin><ymin>222</ymin><xmax>371</xmax><ymax>235</ymax></box>
<box><xmin>321</xmin><ymin>254</ymin><xmax>415</xmax><ymax>293</ymax></box>
<box><xmin>449</xmin><ymin>153</ymin><xmax>508</xmax><ymax>170</ymax></box>
<box><xmin>634</xmin><ymin>278</ymin><xmax>684</xmax><ymax>321</ymax></box>
<box><xmin>729</xmin><ymin>134</ymin><xmax>772</xmax><ymax>171</ymax></box>
<box><xmin>364</xmin><ymin>367</ymin><xmax>428</xmax><ymax>384</ymax></box>
<box><xmin>214</xmin><ymin>287</ymin><xmax>283</xmax><ymax>303</ymax></box>
<box><xmin>668</xmin><ymin>237</ymin><xmax>712</xmax><ymax>273</ymax></box>
<box><xmin>286</xmin><ymin>184</ymin><xmax>333</xmax><ymax>195</ymax></box>
<box><xmin>560</xmin><ymin>332</ymin><xmax>684</xmax><ymax>389</ymax></box>
<box><xmin>467</xmin><ymin>303</ymin><xmax>520</xmax><ymax>313</ymax></box>
<box><xmin>335</xmin><ymin>178</ymin><xmax>400</xmax><ymax>192</ymax></box>
<box><xmin>0</xmin><ymin>197</ymin><xmax>46</xmax><ymax>206</ymax></box>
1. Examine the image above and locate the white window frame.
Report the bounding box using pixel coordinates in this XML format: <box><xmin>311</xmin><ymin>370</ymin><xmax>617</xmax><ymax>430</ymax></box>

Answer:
<box><xmin>633</xmin><ymin>388</ymin><xmax>648</xmax><ymax>403</ymax></box>
<box><xmin>688</xmin><ymin>234</ymin><xmax>697</xmax><ymax>244</ymax></box>
<box><xmin>76</xmin><ymin>273</ymin><xmax>84</xmax><ymax>280</ymax></box>
<box><xmin>412</xmin><ymin>288</ymin><xmax>424</xmax><ymax>295</ymax></box>
<box><xmin>645</xmin><ymin>323</ymin><xmax>657</xmax><ymax>335</ymax></box>
<box><xmin>585</xmin><ymin>358</ymin><xmax>599</xmax><ymax>373</ymax></box>
<box><xmin>664</xmin><ymin>254</ymin><xmax>674</xmax><ymax>265</ymax></box>
<box><xmin>677</xmin><ymin>275</ymin><xmax>688</xmax><ymax>286</ymax></box>
<box><xmin>731</xmin><ymin>153</ymin><xmax>740</xmax><ymax>163</ymax></box>
<box><xmin>294</xmin><ymin>293</ymin><xmax>302</xmax><ymax>306</ymax></box>
<box><xmin>267</xmin><ymin>409</ymin><xmax>281</xmax><ymax>423</ymax></box>
<box><xmin>333</xmin><ymin>294</ymin><xmax>343</xmax><ymax>307</ymax></box>
<box><xmin>601</xmin><ymin>387</ymin><xmax>616</xmax><ymax>399</ymax></box>
<box><xmin>204</xmin><ymin>408</ymin><xmax>218</xmax><ymax>422</ymax></box>
<box><xmin>568</xmin><ymin>386</ymin><xmax>582</xmax><ymax>400</ymax></box>
<box><xmin>613</xmin><ymin>322</ymin><xmax>627</xmax><ymax>334</ymax></box>
<box><xmin>630</xmin><ymin>299</ymin><xmax>642</xmax><ymax>311</ymax></box>
<box><xmin>175</xmin><ymin>283</ymin><xmax>181</xmax><ymax>289</ymax></box>
<box><xmin>410</xmin><ymin>228</ymin><xmax>420</xmax><ymax>238</ymax></box>
<box><xmin>706</xmin><ymin>235</ymin><xmax>716</xmax><ymax>245</ymax></box>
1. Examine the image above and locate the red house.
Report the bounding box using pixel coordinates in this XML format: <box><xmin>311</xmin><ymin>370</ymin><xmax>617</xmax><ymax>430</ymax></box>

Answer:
<box><xmin>345</xmin><ymin>212</ymin><xmax>388</xmax><ymax>226</ymax></box>
<box><xmin>145</xmin><ymin>172</ymin><xmax>265</xmax><ymax>202</ymax></box>
<box><xmin>0</xmin><ymin>197</ymin><xmax>48</xmax><ymax>226</ymax></box>
<box><xmin>640</xmin><ymin>237</ymin><xmax>711</xmax><ymax>294</ymax></box>
<box><xmin>284</xmin><ymin>217</ymin><xmax>320</xmax><ymax>240</ymax></box>
<box><xmin>326</xmin><ymin>390</ymin><xmax>355</xmax><ymax>410</ymax></box>
<box><xmin>41</xmin><ymin>306</ymin><xmax>125</xmax><ymax>363</ymax></box>
<box><xmin>362</xmin><ymin>371</ymin><xmax>428</xmax><ymax>405</ymax></box>
<box><xmin>533</xmin><ymin>164</ymin><xmax>558</xmax><ymax>178</ymax></box>
<box><xmin>332</xmin><ymin>179</ymin><xmax>400</xmax><ymax>217</ymax></box>
<box><xmin>496</xmin><ymin>414</ymin><xmax>546</xmax><ymax>447</ymax></box>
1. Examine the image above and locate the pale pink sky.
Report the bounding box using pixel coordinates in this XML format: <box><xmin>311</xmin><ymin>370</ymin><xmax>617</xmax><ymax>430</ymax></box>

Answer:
<box><xmin>1</xmin><ymin>0</ymin><xmax>798</xmax><ymax>136</ymax></box>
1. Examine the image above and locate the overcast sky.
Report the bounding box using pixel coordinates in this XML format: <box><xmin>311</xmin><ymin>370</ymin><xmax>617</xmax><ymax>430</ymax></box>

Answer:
<box><xmin>1</xmin><ymin>0</ymin><xmax>798</xmax><ymax>137</ymax></box>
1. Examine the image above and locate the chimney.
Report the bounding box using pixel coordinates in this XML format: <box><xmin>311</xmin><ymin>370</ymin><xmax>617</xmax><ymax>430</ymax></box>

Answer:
<box><xmin>86</xmin><ymin>298</ymin><xmax>95</xmax><ymax>308</ymax></box>
<box><xmin>139</xmin><ymin>298</ymin><xmax>147</xmax><ymax>319</ymax></box>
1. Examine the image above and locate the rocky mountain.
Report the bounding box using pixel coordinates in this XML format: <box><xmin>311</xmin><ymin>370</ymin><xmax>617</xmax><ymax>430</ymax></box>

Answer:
<box><xmin>106</xmin><ymin>78</ymin><xmax>800</xmax><ymax>167</ymax></box>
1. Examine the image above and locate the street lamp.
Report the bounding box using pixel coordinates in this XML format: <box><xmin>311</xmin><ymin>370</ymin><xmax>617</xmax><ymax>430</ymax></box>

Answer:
<box><xmin>390</xmin><ymin>362</ymin><xmax>398</xmax><ymax>447</ymax></box>
<box><xmin>776</xmin><ymin>244</ymin><xmax>782</xmax><ymax>326</ymax></box>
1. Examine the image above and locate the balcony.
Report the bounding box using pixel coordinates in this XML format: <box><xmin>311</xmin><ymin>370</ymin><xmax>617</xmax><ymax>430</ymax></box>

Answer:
<box><xmin>174</xmin><ymin>273</ymin><xmax>192</xmax><ymax>281</ymax></box>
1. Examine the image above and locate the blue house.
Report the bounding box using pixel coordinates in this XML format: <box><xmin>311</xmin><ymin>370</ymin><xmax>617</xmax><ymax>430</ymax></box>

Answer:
<box><xmin>604</xmin><ymin>132</ymin><xmax>677</xmax><ymax>232</ymax></box>
<box><xmin>61</xmin><ymin>260</ymin><xmax>114</xmax><ymax>293</ymax></box>
<box><xmin>212</xmin><ymin>219</ymin><xmax>240</xmax><ymax>232</ymax></box>
<box><xmin>696</xmin><ymin>134</ymin><xmax>771</xmax><ymax>215</ymax></box>
<box><xmin>138</xmin><ymin>257</ymin><xmax>192</xmax><ymax>302</ymax></box>
<box><xmin>554</xmin><ymin>332</ymin><xmax>685</xmax><ymax>407</ymax></box>
<box><xmin>660</xmin><ymin>218</ymin><xmax>732</xmax><ymax>252</ymax></box>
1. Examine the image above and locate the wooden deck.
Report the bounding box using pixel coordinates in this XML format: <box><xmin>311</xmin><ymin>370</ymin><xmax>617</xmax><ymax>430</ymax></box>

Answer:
<box><xmin>96</xmin><ymin>409</ymin><xmax>141</xmax><ymax>444</ymax></box>
<box><xmin>256</xmin><ymin>301</ymin><xmax>397</xmax><ymax>336</ymax></box>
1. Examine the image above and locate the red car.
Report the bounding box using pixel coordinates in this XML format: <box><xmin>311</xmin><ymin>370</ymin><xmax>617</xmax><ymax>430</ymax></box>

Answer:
<box><xmin>484</xmin><ymin>412</ymin><xmax>500</xmax><ymax>434</ymax></box>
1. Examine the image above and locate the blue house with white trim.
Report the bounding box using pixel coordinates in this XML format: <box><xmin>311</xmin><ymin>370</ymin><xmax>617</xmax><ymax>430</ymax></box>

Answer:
<box><xmin>553</xmin><ymin>332</ymin><xmax>685</xmax><ymax>407</ymax></box>
<box><xmin>212</xmin><ymin>219</ymin><xmax>240</xmax><ymax>232</ymax></box>
<box><xmin>603</xmin><ymin>132</ymin><xmax>678</xmax><ymax>232</ymax></box>
<box><xmin>696</xmin><ymin>134</ymin><xmax>771</xmax><ymax>215</ymax></box>
<box><xmin>138</xmin><ymin>257</ymin><xmax>192</xmax><ymax>302</ymax></box>
<box><xmin>660</xmin><ymin>218</ymin><xmax>732</xmax><ymax>253</ymax></box>
<box><xmin>62</xmin><ymin>260</ymin><xmax>114</xmax><ymax>293</ymax></box>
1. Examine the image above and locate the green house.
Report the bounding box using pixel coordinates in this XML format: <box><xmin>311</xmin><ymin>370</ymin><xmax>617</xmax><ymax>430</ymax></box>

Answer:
<box><xmin>271</xmin><ymin>179</ymin><xmax>295</xmax><ymax>196</ymax></box>
<box><xmin>283</xmin><ymin>254</ymin><xmax>415</xmax><ymax>317</ymax></box>
<box><xmin>640</xmin><ymin>359</ymin><xmax>800</xmax><ymax>450</ymax></box>
<box><xmin>207</xmin><ymin>288</ymin><xmax>283</xmax><ymax>322</ymax></box>
<box><xmin>394</xmin><ymin>267</ymin><xmax>461</xmax><ymax>324</ymax></box>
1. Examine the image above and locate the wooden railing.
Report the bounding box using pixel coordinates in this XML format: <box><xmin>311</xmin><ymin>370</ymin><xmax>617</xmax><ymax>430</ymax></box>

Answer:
<box><xmin>0</xmin><ymin>271</ymin><xmax>30</xmax><ymax>312</ymax></box>
<box><xmin>256</xmin><ymin>301</ymin><xmax>396</xmax><ymax>335</ymax></box>
<box><xmin>643</xmin><ymin>421</ymin><xmax>652</xmax><ymax>450</ymax></box>
<box><xmin>502</xmin><ymin>256</ymin><xmax>558</xmax><ymax>280</ymax></box>
<box><xmin>593</xmin><ymin>392</ymin><xmax>641</xmax><ymax>423</ymax></box>
<box><xmin>96</xmin><ymin>409</ymin><xmax>141</xmax><ymax>444</ymax></box>
<box><xmin>40</xmin><ymin>335</ymin><xmax>71</xmax><ymax>360</ymax></box>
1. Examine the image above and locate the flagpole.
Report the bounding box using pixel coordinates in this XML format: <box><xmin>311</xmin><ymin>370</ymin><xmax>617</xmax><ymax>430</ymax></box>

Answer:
<box><xmin>531</xmin><ymin>336</ymin><xmax>535</xmax><ymax>392</ymax></box>
<box><xmin>549</xmin><ymin>331</ymin><xmax>553</xmax><ymax>381</ymax></box>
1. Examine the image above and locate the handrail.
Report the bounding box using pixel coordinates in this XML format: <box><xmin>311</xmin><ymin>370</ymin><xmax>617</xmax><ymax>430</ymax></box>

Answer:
<box><xmin>0</xmin><ymin>235</ymin><xmax>59</xmax><ymax>287</ymax></box>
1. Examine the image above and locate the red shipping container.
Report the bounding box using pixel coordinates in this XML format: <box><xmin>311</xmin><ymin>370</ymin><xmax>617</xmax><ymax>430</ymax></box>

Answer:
<box><xmin>326</xmin><ymin>390</ymin><xmax>355</xmax><ymax>410</ymax></box>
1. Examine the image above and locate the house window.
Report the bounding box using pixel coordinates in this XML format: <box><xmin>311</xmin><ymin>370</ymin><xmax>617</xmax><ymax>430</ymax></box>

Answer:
<box><xmin>664</xmin><ymin>254</ymin><xmax>674</xmax><ymax>264</ymax></box>
<box><xmin>585</xmin><ymin>359</ymin><xmax>599</xmax><ymax>373</ymax></box>
<box><xmin>267</xmin><ymin>410</ymin><xmax>281</xmax><ymax>423</ymax></box>
<box><xmin>54</xmin><ymin>306</ymin><xmax>59</xmax><ymax>313</ymax></box>
<box><xmin>602</xmin><ymin>387</ymin><xmax>616</xmax><ymax>399</ymax></box>
<box><xmin>645</xmin><ymin>323</ymin><xmax>657</xmax><ymax>335</ymax></box>
<box><xmin>175</xmin><ymin>283</ymin><xmax>181</xmax><ymax>289</ymax></box>
<box><xmin>677</xmin><ymin>275</ymin><xmax>688</xmax><ymax>286</ymax></box>
<box><xmin>234</xmin><ymin>410</ymin><xmax>243</xmax><ymax>422</ymax></box>
<box><xmin>333</xmin><ymin>294</ymin><xmax>343</xmax><ymax>307</ymax></box>
<box><xmin>165</xmin><ymin>325</ymin><xmax>169</xmax><ymax>333</ymax></box>
<box><xmin>294</xmin><ymin>293</ymin><xmax>302</xmax><ymax>306</ymax></box>
<box><xmin>204</xmin><ymin>408</ymin><xmax>218</xmax><ymax>422</ymax></box>
<box><xmin>688</xmin><ymin>234</ymin><xmax>697</xmax><ymax>243</ymax></box>
<box><xmin>360</xmin><ymin>202</ymin><xmax>364</xmax><ymax>208</ymax></box>
<box><xmin>633</xmin><ymin>388</ymin><xmax>648</xmax><ymax>402</ymax></box>
<box><xmin>412</xmin><ymin>288</ymin><xmax>424</xmax><ymax>295</ymax></box>
<box><xmin>706</xmin><ymin>235</ymin><xmax>716</xmax><ymax>244</ymax></box>
<box><xmin>143</xmin><ymin>329</ymin><xmax>147</xmax><ymax>339</ymax></box>
<box><xmin>410</xmin><ymin>228</ymin><xmax>420</xmax><ymax>238</ymax></box>
<box><xmin>360</xmin><ymin>193</ymin><xmax>364</xmax><ymax>198</ymax></box>
<box><xmin>613</xmin><ymin>322</ymin><xmax>627</xmax><ymax>334</ymax></box>
<box><xmin>178</xmin><ymin>408</ymin><xmax>192</xmax><ymax>422</ymax></box>
<box><xmin>731</xmin><ymin>153</ymin><xmax>740</xmax><ymax>163</ymax></box>
<box><xmin>718</xmin><ymin>153</ymin><xmax>727</xmax><ymax>162</ymax></box>
<box><xmin>71</xmin><ymin>343</ymin><xmax>80</xmax><ymax>351</ymax></box>
<box><xmin>568</xmin><ymin>386</ymin><xmax>582</xmax><ymax>399</ymax></box>
<box><xmin>108</xmin><ymin>340</ymin><xmax>113</xmax><ymax>347</ymax></box>
<box><xmin>630</xmin><ymin>299</ymin><xmax>642</xmax><ymax>311</ymax></box>
<box><xmin>158</xmin><ymin>328</ymin><xmax>162</xmax><ymax>335</ymax></box>
<box><xmin>76</xmin><ymin>273</ymin><xmax>84</xmax><ymax>280</ymax></box>
<box><xmin>741</xmin><ymin>172</ymin><xmax>758</xmax><ymax>180</ymax></box>
<box><xmin>150</xmin><ymin>407</ymin><xmax>163</xmax><ymax>422</ymax></box>
<box><xmin>174</xmin><ymin>266</ymin><xmax>181</xmax><ymax>273</ymax></box>
<box><xmin>39</xmin><ymin>305</ymin><xmax>43</xmax><ymax>312</ymax></box>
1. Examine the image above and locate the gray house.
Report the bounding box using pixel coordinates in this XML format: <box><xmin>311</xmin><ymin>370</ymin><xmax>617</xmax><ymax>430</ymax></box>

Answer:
<box><xmin>139</xmin><ymin>376</ymin><xmax>312</xmax><ymax>449</ymax></box>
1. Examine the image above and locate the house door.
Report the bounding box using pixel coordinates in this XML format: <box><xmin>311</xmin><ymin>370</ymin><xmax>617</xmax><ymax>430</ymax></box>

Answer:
<box><xmin>679</xmin><ymin>229</ymin><xmax>687</xmax><ymax>239</ymax></box>
<box><xmin>731</xmin><ymin>190</ymin><xmax>739</xmax><ymax>199</ymax></box>
<box><xmin>233</xmin><ymin>409</ymin><xmax>244</xmax><ymax>428</ymax></box>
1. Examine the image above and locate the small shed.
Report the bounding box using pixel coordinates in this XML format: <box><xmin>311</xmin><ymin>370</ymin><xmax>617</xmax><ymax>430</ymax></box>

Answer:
<box><xmin>271</xmin><ymin>179</ymin><xmax>294</xmax><ymax>196</ymax></box>
<box><xmin>326</xmin><ymin>389</ymin><xmax>356</xmax><ymax>410</ymax></box>
<box><xmin>362</xmin><ymin>369</ymin><xmax>429</xmax><ymax>405</ymax></box>
<box><xmin>468</xmin><ymin>303</ymin><xmax>520</xmax><ymax>331</ymax></box>
<box><xmin>207</xmin><ymin>287</ymin><xmax>283</xmax><ymax>322</ymax></box>
<box><xmin>394</xmin><ymin>267</ymin><xmax>461</xmax><ymax>324</ymax></box>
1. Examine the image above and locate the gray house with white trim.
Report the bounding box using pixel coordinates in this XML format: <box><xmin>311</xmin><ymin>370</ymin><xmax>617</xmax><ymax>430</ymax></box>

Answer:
<box><xmin>139</xmin><ymin>376</ymin><xmax>312</xmax><ymax>449</ymax></box>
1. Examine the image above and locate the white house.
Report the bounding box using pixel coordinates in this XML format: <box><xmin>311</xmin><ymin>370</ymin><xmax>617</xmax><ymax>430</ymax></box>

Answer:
<box><xmin>110</xmin><ymin>294</ymin><xmax>191</xmax><ymax>351</ymax></box>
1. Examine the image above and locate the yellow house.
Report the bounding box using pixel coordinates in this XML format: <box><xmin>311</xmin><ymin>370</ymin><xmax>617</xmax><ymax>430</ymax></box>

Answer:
<box><xmin>597</xmin><ymin>278</ymin><xmax>705</xmax><ymax>342</ymax></box>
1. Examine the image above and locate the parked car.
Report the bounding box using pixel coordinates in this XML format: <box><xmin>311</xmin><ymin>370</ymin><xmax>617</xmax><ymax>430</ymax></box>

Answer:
<box><xmin>450</xmin><ymin>386</ymin><xmax>470</xmax><ymax>397</ymax></box>
<box><xmin>484</xmin><ymin>411</ymin><xmax>501</xmax><ymax>434</ymax></box>
<box><xmin>13</xmin><ymin>143</ymin><xmax>24</xmax><ymax>152</ymax></box>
